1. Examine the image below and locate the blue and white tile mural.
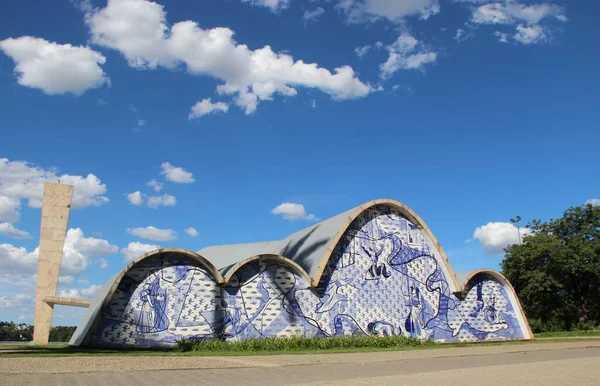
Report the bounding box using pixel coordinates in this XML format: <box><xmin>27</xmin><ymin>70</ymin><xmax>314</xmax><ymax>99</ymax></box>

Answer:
<box><xmin>86</xmin><ymin>205</ymin><xmax>529</xmax><ymax>347</ymax></box>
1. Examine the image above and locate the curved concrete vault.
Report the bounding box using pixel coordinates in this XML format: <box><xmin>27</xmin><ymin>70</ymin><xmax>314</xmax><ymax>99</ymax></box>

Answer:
<box><xmin>70</xmin><ymin>199</ymin><xmax>533</xmax><ymax>347</ymax></box>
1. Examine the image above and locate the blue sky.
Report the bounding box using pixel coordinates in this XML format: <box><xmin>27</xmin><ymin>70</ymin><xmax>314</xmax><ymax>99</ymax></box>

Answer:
<box><xmin>0</xmin><ymin>0</ymin><xmax>598</xmax><ymax>325</ymax></box>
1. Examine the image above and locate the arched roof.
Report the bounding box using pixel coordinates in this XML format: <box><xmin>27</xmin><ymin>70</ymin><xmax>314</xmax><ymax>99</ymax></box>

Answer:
<box><xmin>71</xmin><ymin>200</ymin><xmax>531</xmax><ymax>346</ymax></box>
<box><xmin>199</xmin><ymin>198</ymin><xmax>462</xmax><ymax>291</ymax></box>
<box><xmin>221</xmin><ymin>253</ymin><xmax>312</xmax><ymax>284</ymax></box>
<box><xmin>69</xmin><ymin>248</ymin><xmax>223</xmax><ymax>346</ymax></box>
<box><xmin>457</xmin><ymin>268</ymin><xmax>534</xmax><ymax>340</ymax></box>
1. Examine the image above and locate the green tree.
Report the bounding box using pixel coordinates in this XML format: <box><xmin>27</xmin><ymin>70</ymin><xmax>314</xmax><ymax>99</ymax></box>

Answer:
<box><xmin>502</xmin><ymin>203</ymin><xmax>600</xmax><ymax>331</ymax></box>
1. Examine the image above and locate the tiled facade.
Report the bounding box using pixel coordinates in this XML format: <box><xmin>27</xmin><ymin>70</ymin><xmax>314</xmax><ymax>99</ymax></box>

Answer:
<box><xmin>86</xmin><ymin>205</ymin><xmax>529</xmax><ymax>347</ymax></box>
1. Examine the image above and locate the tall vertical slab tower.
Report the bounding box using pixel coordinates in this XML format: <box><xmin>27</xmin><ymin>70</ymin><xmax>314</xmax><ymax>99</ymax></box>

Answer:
<box><xmin>33</xmin><ymin>182</ymin><xmax>74</xmax><ymax>345</ymax></box>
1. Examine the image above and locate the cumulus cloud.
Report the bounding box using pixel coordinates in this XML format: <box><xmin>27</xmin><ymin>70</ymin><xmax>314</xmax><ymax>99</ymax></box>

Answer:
<box><xmin>0</xmin><ymin>293</ymin><xmax>34</xmax><ymax>312</ymax></box>
<box><xmin>513</xmin><ymin>24</ymin><xmax>549</xmax><ymax>45</ymax></box>
<box><xmin>185</xmin><ymin>227</ymin><xmax>198</xmax><ymax>238</ymax></box>
<box><xmin>271</xmin><ymin>202</ymin><xmax>317</xmax><ymax>221</ymax></box>
<box><xmin>241</xmin><ymin>0</ymin><xmax>289</xmax><ymax>12</ymax></box>
<box><xmin>586</xmin><ymin>199</ymin><xmax>600</xmax><ymax>206</ymax></box>
<box><xmin>121</xmin><ymin>241</ymin><xmax>160</xmax><ymax>261</ymax></box>
<box><xmin>98</xmin><ymin>258</ymin><xmax>109</xmax><ymax>269</ymax></box>
<box><xmin>494</xmin><ymin>31</ymin><xmax>509</xmax><ymax>43</ymax></box>
<box><xmin>0</xmin><ymin>222</ymin><xmax>31</xmax><ymax>239</ymax></box>
<box><xmin>354</xmin><ymin>45</ymin><xmax>371</xmax><ymax>57</ymax></box>
<box><xmin>0</xmin><ymin>196</ymin><xmax>20</xmax><ymax>222</ymax></box>
<box><xmin>188</xmin><ymin>98</ymin><xmax>229</xmax><ymax>119</ymax></box>
<box><xmin>303</xmin><ymin>7</ymin><xmax>325</xmax><ymax>23</ymax></box>
<box><xmin>0</xmin><ymin>228</ymin><xmax>118</xmax><ymax>277</ymax></box>
<box><xmin>472</xmin><ymin>221</ymin><xmax>532</xmax><ymax>255</ymax></box>
<box><xmin>58</xmin><ymin>284</ymin><xmax>101</xmax><ymax>299</ymax></box>
<box><xmin>127</xmin><ymin>191</ymin><xmax>144</xmax><ymax>205</ymax></box>
<box><xmin>380</xmin><ymin>34</ymin><xmax>437</xmax><ymax>79</ymax></box>
<box><xmin>147</xmin><ymin>194</ymin><xmax>177</xmax><ymax>209</ymax></box>
<box><xmin>59</xmin><ymin>275</ymin><xmax>75</xmax><ymax>284</ymax></box>
<box><xmin>146</xmin><ymin>179</ymin><xmax>164</xmax><ymax>192</ymax></box>
<box><xmin>0</xmin><ymin>158</ymin><xmax>108</xmax><ymax>213</ymax></box>
<box><xmin>337</xmin><ymin>0</ymin><xmax>440</xmax><ymax>24</ymax></box>
<box><xmin>160</xmin><ymin>162</ymin><xmax>195</xmax><ymax>183</ymax></box>
<box><xmin>0</xmin><ymin>36</ymin><xmax>109</xmax><ymax>95</ymax></box>
<box><xmin>469</xmin><ymin>2</ymin><xmax>566</xmax><ymax>45</ymax></box>
<box><xmin>471</xmin><ymin>2</ymin><xmax>566</xmax><ymax>25</ymax></box>
<box><xmin>85</xmin><ymin>0</ymin><xmax>371</xmax><ymax>115</ymax></box>
<box><xmin>127</xmin><ymin>226</ymin><xmax>177</xmax><ymax>241</ymax></box>
<box><xmin>454</xmin><ymin>28</ymin><xmax>474</xmax><ymax>43</ymax></box>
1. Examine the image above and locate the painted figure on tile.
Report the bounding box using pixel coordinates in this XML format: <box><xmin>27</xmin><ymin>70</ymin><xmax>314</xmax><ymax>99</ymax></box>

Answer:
<box><xmin>138</xmin><ymin>272</ymin><xmax>169</xmax><ymax>333</ymax></box>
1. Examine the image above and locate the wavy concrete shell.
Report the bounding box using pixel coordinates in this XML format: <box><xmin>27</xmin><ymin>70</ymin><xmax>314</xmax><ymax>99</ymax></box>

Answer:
<box><xmin>456</xmin><ymin>269</ymin><xmax>533</xmax><ymax>339</ymax></box>
<box><xmin>70</xmin><ymin>248</ymin><xmax>223</xmax><ymax>346</ymax></box>
<box><xmin>221</xmin><ymin>254</ymin><xmax>312</xmax><ymax>284</ymax></box>
<box><xmin>199</xmin><ymin>199</ymin><xmax>462</xmax><ymax>290</ymax></box>
<box><xmin>71</xmin><ymin>199</ymin><xmax>531</xmax><ymax>345</ymax></box>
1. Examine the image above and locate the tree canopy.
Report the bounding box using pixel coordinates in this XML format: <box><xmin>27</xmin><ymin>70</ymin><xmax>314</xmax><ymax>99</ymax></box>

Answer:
<box><xmin>502</xmin><ymin>203</ymin><xmax>600</xmax><ymax>332</ymax></box>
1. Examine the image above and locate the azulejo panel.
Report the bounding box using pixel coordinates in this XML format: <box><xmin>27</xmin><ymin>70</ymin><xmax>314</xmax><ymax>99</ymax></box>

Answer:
<box><xmin>87</xmin><ymin>205</ymin><xmax>528</xmax><ymax>347</ymax></box>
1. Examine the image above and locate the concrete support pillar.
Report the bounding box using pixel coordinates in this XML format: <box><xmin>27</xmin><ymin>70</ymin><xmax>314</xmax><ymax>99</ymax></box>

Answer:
<box><xmin>33</xmin><ymin>183</ymin><xmax>74</xmax><ymax>345</ymax></box>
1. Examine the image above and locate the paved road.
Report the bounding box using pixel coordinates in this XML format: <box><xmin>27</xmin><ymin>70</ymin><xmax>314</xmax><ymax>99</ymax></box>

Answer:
<box><xmin>2</xmin><ymin>342</ymin><xmax>599</xmax><ymax>385</ymax></box>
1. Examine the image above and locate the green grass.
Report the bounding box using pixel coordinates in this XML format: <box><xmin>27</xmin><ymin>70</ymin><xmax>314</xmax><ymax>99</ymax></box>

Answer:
<box><xmin>534</xmin><ymin>330</ymin><xmax>600</xmax><ymax>338</ymax></box>
<box><xmin>176</xmin><ymin>335</ymin><xmax>434</xmax><ymax>352</ymax></box>
<box><xmin>1</xmin><ymin>333</ymin><xmax>598</xmax><ymax>358</ymax></box>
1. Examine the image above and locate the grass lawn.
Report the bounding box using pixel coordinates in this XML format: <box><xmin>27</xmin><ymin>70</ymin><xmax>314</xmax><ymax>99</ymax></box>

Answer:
<box><xmin>534</xmin><ymin>330</ymin><xmax>600</xmax><ymax>338</ymax></box>
<box><xmin>0</xmin><ymin>333</ymin><xmax>598</xmax><ymax>357</ymax></box>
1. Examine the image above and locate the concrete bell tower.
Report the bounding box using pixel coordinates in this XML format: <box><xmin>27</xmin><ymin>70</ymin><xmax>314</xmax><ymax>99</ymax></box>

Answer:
<box><xmin>32</xmin><ymin>182</ymin><xmax>74</xmax><ymax>345</ymax></box>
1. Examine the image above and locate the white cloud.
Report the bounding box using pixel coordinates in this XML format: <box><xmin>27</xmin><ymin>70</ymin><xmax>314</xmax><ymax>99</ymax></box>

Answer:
<box><xmin>454</xmin><ymin>28</ymin><xmax>473</xmax><ymax>43</ymax></box>
<box><xmin>0</xmin><ymin>196</ymin><xmax>21</xmax><ymax>222</ymax></box>
<box><xmin>71</xmin><ymin>0</ymin><xmax>93</xmax><ymax>13</ymax></box>
<box><xmin>380</xmin><ymin>34</ymin><xmax>437</xmax><ymax>79</ymax></box>
<box><xmin>586</xmin><ymin>199</ymin><xmax>600</xmax><ymax>206</ymax></box>
<box><xmin>146</xmin><ymin>179</ymin><xmax>163</xmax><ymax>192</ymax></box>
<box><xmin>85</xmin><ymin>0</ymin><xmax>371</xmax><ymax>115</ymax></box>
<box><xmin>494</xmin><ymin>31</ymin><xmax>509</xmax><ymax>43</ymax></box>
<box><xmin>0</xmin><ymin>158</ymin><xmax>109</xmax><ymax>212</ymax></box>
<box><xmin>337</xmin><ymin>0</ymin><xmax>440</xmax><ymax>24</ymax></box>
<box><xmin>160</xmin><ymin>162</ymin><xmax>195</xmax><ymax>183</ymax></box>
<box><xmin>241</xmin><ymin>0</ymin><xmax>289</xmax><ymax>12</ymax></box>
<box><xmin>472</xmin><ymin>221</ymin><xmax>532</xmax><ymax>255</ymax></box>
<box><xmin>58</xmin><ymin>284</ymin><xmax>101</xmax><ymax>299</ymax></box>
<box><xmin>147</xmin><ymin>193</ymin><xmax>177</xmax><ymax>208</ymax></box>
<box><xmin>0</xmin><ymin>36</ymin><xmax>109</xmax><ymax>95</ymax></box>
<box><xmin>188</xmin><ymin>98</ymin><xmax>229</xmax><ymax>119</ymax></box>
<box><xmin>121</xmin><ymin>241</ymin><xmax>160</xmax><ymax>261</ymax></box>
<box><xmin>309</xmin><ymin>99</ymin><xmax>317</xmax><ymax>108</ymax></box>
<box><xmin>0</xmin><ymin>228</ymin><xmax>118</xmax><ymax>277</ymax></box>
<box><xmin>513</xmin><ymin>24</ymin><xmax>549</xmax><ymax>45</ymax></box>
<box><xmin>354</xmin><ymin>45</ymin><xmax>371</xmax><ymax>57</ymax></box>
<box><xmin>0</xmin><ymin>222</ymin><xmax>32</xmax><ymax>239</ymax></box>
<box><xmin>271</xmin><ymin>202</ymin><xmax>317</xmax><ymax>221</ymax></box>
<box><xmin>98</xmin><ymin>258</ymin><xmax>109</xmax><ymax>269</ymax></box>
<box><xmin>185</xmin><ymin>227</ymin><xmax>198</xmax><ymax>238</ymax></box>
<box><xmin>72</xmin><ymin>230</ymin><xmax>119</xmax><ymax>257</ymax></box>
<box><xmin>127</xmin><ymin>226</ymin><xmax>177</xmax><ymax>241</ymax></box>
<box><xmin>303</xmin><ymin>7</ymin><xmax>325</xmax><ymax>23</ymax></box>
<box><xmin>0</xmin><ymin>293</ymin><xmax>34</xmax><ymax>311</ymax></box>
<box><xmin>469</xmin><ymin>2</ymin><xmax>566</xmax><ymax>45</ymax></box>
<box><xmin>471</xmin><ymin>2</ymin><xmax>567</xmax><ymax>25</ymax></box>
<box><xmin>0</xmin><ymin>244</ymin><xmax>37</xmax><ymax>275</ymax></box>
<box><xmin>137</xmin><ymin>119</ymin><xmax>146</xmax><ymax>127</ymax></box>
<box><xmin>59</xmin><ymin>275</ymin><xmax>74</xmax><ymax>284</ymax></box>
<box><xmin>127</xmin><ymin>191</ymin><xmax>144</xmax><ymax>205</ymax></box>
<box><xmin>392</xmin><ymin>84</ymin><xmax>415</xmax><ymax>95</ymax></box>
